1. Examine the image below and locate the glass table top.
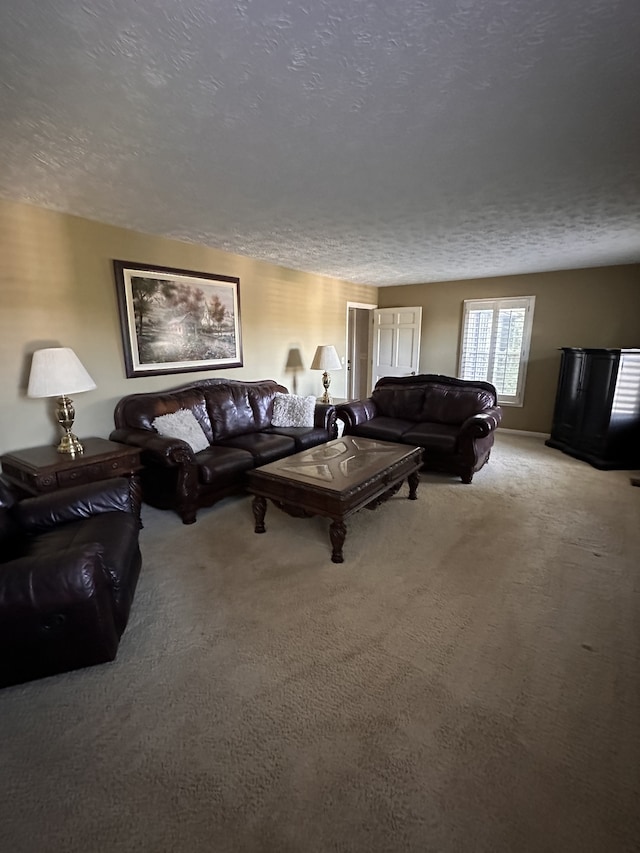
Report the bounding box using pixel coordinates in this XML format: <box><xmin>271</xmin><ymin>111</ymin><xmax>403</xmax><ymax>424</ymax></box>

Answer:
<box><xmin>252</xmin><ymin>436</ymin><xmax>420</xmax><ymax>492</ymax></box>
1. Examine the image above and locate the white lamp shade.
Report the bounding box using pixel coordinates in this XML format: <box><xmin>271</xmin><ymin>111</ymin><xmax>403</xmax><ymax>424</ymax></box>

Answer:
<box><xmin>27</xmin><ymin>347</ymin><xmax>96</xmax><ymax>398</ymax></box>
<box><xmin>310</xmin><ymin>345</ymin><xmax>342</xmax><ymax>371</ymax></box>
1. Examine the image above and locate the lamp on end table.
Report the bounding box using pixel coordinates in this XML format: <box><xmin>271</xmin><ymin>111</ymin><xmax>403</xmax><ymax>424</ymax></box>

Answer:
<box><xmin>310</xmin><ymin>345</ymin><xmax>342</xmax><ymax>404</ymax></box>
<box><xmin>27</xmin><ymin>347</ymin><xmax>96</xmax><ymax>455</ymax></box>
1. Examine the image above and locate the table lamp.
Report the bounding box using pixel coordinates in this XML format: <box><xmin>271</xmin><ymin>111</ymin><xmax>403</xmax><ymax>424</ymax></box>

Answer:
<box><xmin>27</xmin><ymin>347</ymin><xmax>96</xmax><ymax>455</ymax></box>
<box><xmin>310</xmin><ymin>345</ymin><xmax>342</xmax><ymax>403</ymax></box>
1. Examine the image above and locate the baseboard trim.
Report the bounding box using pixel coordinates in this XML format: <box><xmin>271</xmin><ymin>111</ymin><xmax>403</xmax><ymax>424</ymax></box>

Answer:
<box><xmin>499</xmin><ymin>428</ymin><xmax>550</xmax><ymax>439</ymax></box>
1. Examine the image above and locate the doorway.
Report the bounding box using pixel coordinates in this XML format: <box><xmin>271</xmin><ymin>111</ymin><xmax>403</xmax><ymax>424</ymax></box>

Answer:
<box><xmin>345</xmin><ymin>303</ymin><xmax>423</xmax><ymax>400</ymax></box>
<box><xmin>346</xmin><ymin>302</ymin><xmax>376</xmax><ymax>400</ymax></box>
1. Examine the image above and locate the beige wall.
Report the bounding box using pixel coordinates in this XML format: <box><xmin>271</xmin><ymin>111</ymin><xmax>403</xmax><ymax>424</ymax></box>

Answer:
<box><xmin>3</xmin><ymin>195</ymin><xmax>638</xmax><ymax>452</ymax></box>
<box><xmin>0</xmin><ymin>198</ymin><xmax>376</xmax><ymax>455</ymax></box>
<box><xmin>378</xmin><ymin>266</ymin><xmax>640</xmax><ymax>433</ymax></box>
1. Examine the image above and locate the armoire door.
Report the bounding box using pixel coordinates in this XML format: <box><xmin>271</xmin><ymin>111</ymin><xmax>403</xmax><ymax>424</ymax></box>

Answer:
<box><xmin>574</xmin><ymin>351</ymin><xmax>618</xmax><ymax>454</ymax></box>
<box><xmin>549</xmin><ymin>349</ymin><xmax>586</xmax><ymax>445</ymax></box>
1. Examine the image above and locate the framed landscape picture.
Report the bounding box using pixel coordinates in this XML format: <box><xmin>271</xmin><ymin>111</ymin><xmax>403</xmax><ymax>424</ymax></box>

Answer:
<box><xmin>113</xmin><ymin>261</ymin><xmax>243</xmax><ymax>377</ymax></box>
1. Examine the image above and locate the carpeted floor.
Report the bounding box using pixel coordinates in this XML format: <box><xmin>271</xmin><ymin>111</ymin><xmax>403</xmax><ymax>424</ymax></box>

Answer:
<box><xmin>1</xmin><ymin>433</ymin><xmax>639</xmax><ymax>853</ymax></box>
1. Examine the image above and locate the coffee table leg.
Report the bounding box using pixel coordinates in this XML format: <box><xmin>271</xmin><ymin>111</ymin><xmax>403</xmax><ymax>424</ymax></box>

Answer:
<box><xmin>329</xmin><ymin>519</ymin><xmax>347</xmax><ymax>563</ymax></box>
<box><xmin>252</xmin><ymin>495</ymin><xmax>267</xmax><ymax>533</ymax></box>
<box><xmin>408</xmin><ymin>471</ymin><xmax>419</xmax><ymax>500</ymax></box>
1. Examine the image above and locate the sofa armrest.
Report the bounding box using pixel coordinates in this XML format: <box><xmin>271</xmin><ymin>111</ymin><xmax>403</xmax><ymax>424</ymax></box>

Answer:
<box><xmin>110</xmin><ymin>427</ymin><xmax>196</xmax><ymax>467</ymax></box>
<box><xmin>112</xmin><ymin>427</ymin><xmax>200</xmax><ymax>525</ymax></box>
<box><xmin>16</xmin><ymin>477</ymin><xmax>138</xmax><ymax>534</ymax></box>
<box><xmin>458</xmin><ymin>406</ymin><xmax>503</xmax><ymax>439</ymax></box>
<box><xmin>313</xmin><ymin>403</ymin><xmax>338</xmax><ymax>437</ymax></box>
<box><xmin>336</xmin><ymin>399</ymin><xmax>379</xmax><ymax>432</ymax></box>
<box><xmin>0</xmin><ymin>543</ymin><xmax>120</xmax><ymax>686</ymax></box>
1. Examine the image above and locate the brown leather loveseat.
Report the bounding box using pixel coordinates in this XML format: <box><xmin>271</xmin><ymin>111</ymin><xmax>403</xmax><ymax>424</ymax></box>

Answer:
<box><xmin>111</xmin><ymin>378</ymin><xmax>337</xmax><ymax>524</ymax></box>
<box><xmin>0</xmin><ymin>476</ymin><xmax>141</xmax><ymax>688</ymax></box>
<box><xmin>337</xmin><ymin>374</ymin><xmax>502</xmax><ymax>483</ymax></box>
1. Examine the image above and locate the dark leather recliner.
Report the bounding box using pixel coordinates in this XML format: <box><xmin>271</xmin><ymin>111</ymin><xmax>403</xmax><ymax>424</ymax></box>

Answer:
<box><xmin>0</xmin><ymin>476</ymin><xmax>142</xmax><ymax>688</ymax></box>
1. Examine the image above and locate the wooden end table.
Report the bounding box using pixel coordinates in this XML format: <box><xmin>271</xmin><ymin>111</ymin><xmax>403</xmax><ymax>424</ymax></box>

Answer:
<box><xmin>1</xmin><ymin>437</ymin><xmax>143</xmax><ymax>523</ymax></box>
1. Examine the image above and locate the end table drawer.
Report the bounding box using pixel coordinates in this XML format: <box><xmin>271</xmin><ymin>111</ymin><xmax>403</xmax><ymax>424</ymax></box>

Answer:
<box><xmin>107</xmin><ymin>457</ymin><xmax>138</xmax><ymax>474</ymax></box>
<box><xmin>34</xmin><ymin>473</ymin><xmax>57</xmax><ymax>491</ymax></box>
<box><xmin>56</xmin><ymin>459</ymin><xmax>137</xmax><ymax>488</ymax></box>
<box><xmin>57</xmin><ymin>468</ymin><xmax>90</xmax><ymax>488</ymax></box>
<box><xmin>87</xmin><ymin>462</ymin><xmax>111</xmax><ymax>480</ymax></box>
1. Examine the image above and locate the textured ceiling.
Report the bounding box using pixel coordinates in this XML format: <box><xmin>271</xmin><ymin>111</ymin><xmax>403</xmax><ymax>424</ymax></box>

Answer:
<box><xmin>1</xmin><ymin>0</ymin><xmax>639</xmax><ymax>286</ymax></box>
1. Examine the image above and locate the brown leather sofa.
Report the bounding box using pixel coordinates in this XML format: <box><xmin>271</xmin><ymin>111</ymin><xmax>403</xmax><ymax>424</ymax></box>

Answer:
<box><xmin>0</xmin><ymin>476</ymin><xmax>141</xmax><ymax>688</ymax></box>
<box><xmin>337</xmin><ymin>374</ymin><xmax>502</xmax><ymax>483</ymax></box>
<box><xmin>110</xmin><ymin>378</ymin><xmax>337</xmax><ymax>523</ymax></box>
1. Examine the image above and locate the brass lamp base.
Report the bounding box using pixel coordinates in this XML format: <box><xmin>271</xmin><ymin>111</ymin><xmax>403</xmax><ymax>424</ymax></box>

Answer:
<box><xmin>55</xmin><ymin>395</ymin><xmax>84</xmax><ymax>455</ymax></box>
<box><xmin>57</xmin><ymin>432</ymin><xmax>85</xmax><ymax>455</ymax></box>
<box><xmin>320</xmin><ymin>371</ymin><xmax>332</xmax><ymax>404</ymax></box>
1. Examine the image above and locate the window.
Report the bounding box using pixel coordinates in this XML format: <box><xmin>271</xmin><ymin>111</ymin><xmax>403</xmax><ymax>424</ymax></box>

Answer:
<box><xmin>458</xmin><ymin>296</ymin><xmax>535</xmax><ymax>406</ymax></box>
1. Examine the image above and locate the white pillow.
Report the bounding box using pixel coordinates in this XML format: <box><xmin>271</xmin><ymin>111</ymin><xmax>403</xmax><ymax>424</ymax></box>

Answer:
<box><xmin>152</xmin><ymin>409</ymin><xmax>209</xmax><ymax>453</ymax></box>
<box><xmin>271</xmin><ymin>393</ymin><xmax>316</xmax><ymax>428</ymax></box>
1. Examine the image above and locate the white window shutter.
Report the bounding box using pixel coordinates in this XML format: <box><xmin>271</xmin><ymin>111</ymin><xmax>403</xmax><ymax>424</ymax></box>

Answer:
<box><xmin>459</xmin><ymin>297</ymin><xmax>535</xmax><ymax>406</ymax></box>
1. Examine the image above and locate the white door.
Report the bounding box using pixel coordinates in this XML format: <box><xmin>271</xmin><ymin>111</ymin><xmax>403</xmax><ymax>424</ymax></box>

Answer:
<box><xmin>371</xmin><ymin>307</ymin><xmax>422</xmax><ymax>385</ymax></box>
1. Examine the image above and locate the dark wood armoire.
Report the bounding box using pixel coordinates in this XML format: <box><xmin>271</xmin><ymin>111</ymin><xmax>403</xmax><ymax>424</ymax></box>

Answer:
<box><xmin>545</xmin><ymin>348</ymin><xmax>640</xmax><ymax>469</ymax></box>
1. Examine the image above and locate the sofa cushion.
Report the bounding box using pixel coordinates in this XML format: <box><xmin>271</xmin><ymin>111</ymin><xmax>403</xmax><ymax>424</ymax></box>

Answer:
<box><xmin>217</xmin><ymin>432</ymin><xmax>296</xmax><ymax>465</ymax></box>
<box><xmin>246</xmin><ymin>382</ymin><xmax>282</xmax><ymax>430</ymax></box>
<box><xmin>271</xmin><ymin>393</ymin><xmax>316</xmax><ymax>427</ymax></box>
<box><xmin>25</xmin><ymin>511</ymin><xmax>141</xmax><ymax>632</ymax></box>
<box><xmin>195</xmin><ymin>446</ymin><xmax>255</xmax><ymax>485</ymax></box>
<box><xmin>119</xmin><ymin>388</ymin><xmax>213</xmax><ymax>440</ymax></box>
<box><xmin>26</xmin><ymin>512</ymin><xmax>137</xmax><ymax>580</ymax></box>
<box><xmin>152</xmin><ymin>409</ymin><xmax>210</xmax><ymax>453</ymax></box>
<box><xmin>205</xmin><ymin>384</ymin><xmax>257</xmax><ymax>440</ymax></box>
<box><xmin>371</xmin><ymin>386</ymin><xmax>425</xmax><ymax>420</ymax></box>
<box><xmin>402</xmin><ymin>422</ymin><xmax>459</xmax><ymax>452</ymax></box>
<box><xmin>420</xmin><ymin>384</ymin><xmax>496</xmax><ymax>425</ymax></box>
<box><xmin>351</xmin><ymin>416</ymin><xmax>414</xmax><ymax>443</ymax></box>
<box><xmin>267</xmin><ymin>426</ymin><xmax>332</xmax><ymax>451</ymax></box>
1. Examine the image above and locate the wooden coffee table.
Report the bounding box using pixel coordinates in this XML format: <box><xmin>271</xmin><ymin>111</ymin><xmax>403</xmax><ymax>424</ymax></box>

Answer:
<box><xmin>247</xmin><ymin>436</ymin><xmax>422</xmax><ymax>563</ymax></box>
